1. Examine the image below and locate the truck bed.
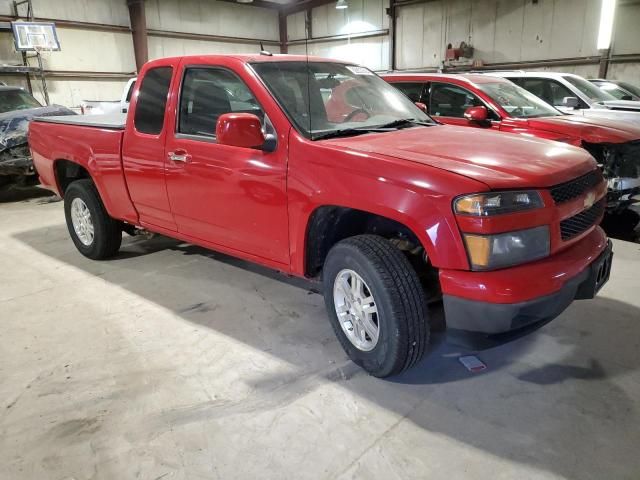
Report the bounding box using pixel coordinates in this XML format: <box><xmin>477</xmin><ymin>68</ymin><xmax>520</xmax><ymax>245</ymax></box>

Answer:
<box><xmin>34</xmin><ymin>113</ymin><xmax>126</xmax><ymax>130</ymax></box>
<box><xmin>29</xmin><ymin>116</ymin><xmax>138</xmax><ymax>224</ymax></box>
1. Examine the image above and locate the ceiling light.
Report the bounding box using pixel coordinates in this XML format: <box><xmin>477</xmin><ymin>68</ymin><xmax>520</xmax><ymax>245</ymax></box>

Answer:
<box><xmin>597</xmin><ymin>0</ymin><xmax>616</xmax><ymax>50</ymax></box>
<box><xmin>336</xmin><ymin>0</ymin><xmax>348</xmax><ymax>9</ymax></box>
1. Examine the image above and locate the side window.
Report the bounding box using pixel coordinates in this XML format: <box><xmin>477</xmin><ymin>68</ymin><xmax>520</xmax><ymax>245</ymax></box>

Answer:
<box><xmin>394</xmin><ymin>82</ymin><xmax>426</xmax><ymax>103</ymax></box>
<box><xmin>428</xmin><ymin>83</ymin><xmax>485</xmax><ymax>118</ymax></box>
<box><xmin>134</xmin><ymin>67</ymin><xmax>172</xmax><ymax>135</ymax></box>
<box><xmin>521</xmin><ymin>78</ymin><xmax>574</xmax><ymax>107</ymax></box>
<box><xmin>178</xmin><ymin>68</ymin><xmax>263</xmax><ymax>138</ymax></box>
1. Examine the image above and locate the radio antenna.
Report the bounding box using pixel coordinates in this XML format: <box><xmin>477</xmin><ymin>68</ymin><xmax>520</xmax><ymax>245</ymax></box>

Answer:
<box><xmin>259</xmin><ymin>41</ymin><xmax>272</xmax><ymax>56</ymax></box>
<box><xmin>305</xmin><ymin>10</ymin><xmax>312</xmax><ymax>138</ymax></box>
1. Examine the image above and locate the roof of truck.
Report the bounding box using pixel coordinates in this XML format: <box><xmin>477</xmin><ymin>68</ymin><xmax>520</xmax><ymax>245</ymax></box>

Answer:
<box><xmin>152</xmin><ymin>54</ymin><xmax>352</xmax><ymax>65</ymax></box>
<box><xmin>382</xmin><ymin>72</ymin><xmax>510</xmax><ymax>85</ymax></box>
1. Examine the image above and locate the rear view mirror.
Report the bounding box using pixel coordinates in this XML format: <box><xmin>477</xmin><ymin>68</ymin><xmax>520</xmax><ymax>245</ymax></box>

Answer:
<box><xmin>216</xmin><ymin>113</ymin><xmax>271</xmax><ymax>150</ymax></box>
<box><xmin>562</xmin><ymin>96</ymin><xmax>580</xmax><ymax>108</ymax></box>
<box><xmin>415</xmin><ymin>102</ymin><xmax>427</xmax><ymax>113</ymax></box>
<box><xmin>464</xmin><ymin>106</ymin><xmax>489</xmax><ymax>122</ymax></box>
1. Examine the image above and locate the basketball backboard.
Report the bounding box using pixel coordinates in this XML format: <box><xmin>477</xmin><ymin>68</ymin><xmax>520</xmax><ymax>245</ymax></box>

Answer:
<box><xmin>11</xmin><ymin>21</ymin><xmax>60</xmax><ymax>51</ymax></box>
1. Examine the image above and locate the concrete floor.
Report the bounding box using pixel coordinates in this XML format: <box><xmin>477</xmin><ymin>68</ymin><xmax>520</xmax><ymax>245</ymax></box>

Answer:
<box><xmin>1</xmin><ymin>190</ymin><xmax>640</xmax><ymax>480</ymax></box>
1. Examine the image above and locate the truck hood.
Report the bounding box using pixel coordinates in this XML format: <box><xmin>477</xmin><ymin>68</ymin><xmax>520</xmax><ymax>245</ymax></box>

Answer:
<box><xmin>593</xmin><ymin>99</ymin><xmax>640</xmax><ymax>112</ymax></box>
<box><xmin>325</xmin><ymin>125</ymin><xmax>596</xmax><ymax>190</ymax></box>
<box><xmin>0</xmin><ymin>105</ymin><xmax>75</xmax><ymax>152</ymax></box>
<box><xmin>526</xmin><ymin>115</ymin><xmax>640</xmax><ymax>144</ymax></box>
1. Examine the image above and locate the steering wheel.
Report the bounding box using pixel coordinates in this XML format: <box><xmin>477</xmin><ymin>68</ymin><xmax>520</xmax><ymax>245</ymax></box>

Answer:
<box><xmin>509</xmin><ymin>106</ymin><xmax>524</xmax><ymax>117</ymax></box>
<box><xmin>343</xmin><ymin>108</ymin><xmax>371</xmax><ymax>123</ymax></box>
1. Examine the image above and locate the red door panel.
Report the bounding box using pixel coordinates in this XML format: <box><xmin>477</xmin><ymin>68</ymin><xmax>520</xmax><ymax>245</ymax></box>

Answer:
<box><xmin>164</xmin><ymin>64</ymin><xmax>289</xmax><ymax>266</ymax></box>
<box><xmin>122</xmin><ymin>61</ymin><xmax>179</xmax><ymax>231</ymax></box>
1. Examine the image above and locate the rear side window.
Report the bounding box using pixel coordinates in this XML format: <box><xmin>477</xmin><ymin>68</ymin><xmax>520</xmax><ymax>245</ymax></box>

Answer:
<box><xmin>134</xmin><ymin>67</ymin><xmax>173</xmax><ymax>134</ymax></box>
<box><xmin>393</xmin><ymin>82</ymin><xmax>426</xmax><ymax>103</ymax></box>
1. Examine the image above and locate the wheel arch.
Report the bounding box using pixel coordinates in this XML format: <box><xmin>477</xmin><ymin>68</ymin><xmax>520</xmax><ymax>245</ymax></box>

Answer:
<box><xmin>302</xmin><ymin>205</ymin><xmax>433</xmax><ymax>278</ymax></box>
<box><xmin>53</xmin><ymin>159</ymin><xmax>92</xmax><ymax>195</ymax></box>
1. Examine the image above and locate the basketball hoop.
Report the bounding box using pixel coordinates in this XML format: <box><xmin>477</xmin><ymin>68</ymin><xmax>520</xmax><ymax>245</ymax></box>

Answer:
<box><xmin>11</xmin><ymin>21</ymin><xmax>60</xmax><ymax>52</ymax></box>
<box><xmin>33</xmin><ymin>44</ymin><xmax>54</xmax><ymax>61</ymax></box>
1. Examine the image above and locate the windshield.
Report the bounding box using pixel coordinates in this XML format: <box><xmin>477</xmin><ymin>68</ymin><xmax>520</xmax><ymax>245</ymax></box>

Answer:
<box><xmin>478</xmin><ymin>81</ymin><xmax>562</xmax><ymax>118</ymax></box>
<box><xmin>563</xmin><ymin>75</ymin><xmax>616</xmax><ymax>103</ymax></box>
<box><xmin>592</xmin><ymin>81</ymin><xmax>639</xmax><ymax>100</ymax></box>
<box><xmin>0</xmin><ymin>89</ymin><xmax>42</xmax><ymax>113</ymax></box>
<box><xmin>251</xmin><ymin>61</ymin><xmax>433</xmax><ymax>139</ymax></box>
<box><xmin>618</xmin><ymin>81</ymin><xmax>640</xmax><ymax>99</ymax></box>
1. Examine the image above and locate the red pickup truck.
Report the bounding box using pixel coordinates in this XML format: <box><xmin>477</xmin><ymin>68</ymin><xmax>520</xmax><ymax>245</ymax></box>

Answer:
<box><xmin>29</xmin><ymin>55</ymin><xmax>612</xmax><ymax>377</ymax></box>
<box><xmin>383</xmin><ymin>73</ymin><xmax>640</xmax><ymax>214</ymax></box>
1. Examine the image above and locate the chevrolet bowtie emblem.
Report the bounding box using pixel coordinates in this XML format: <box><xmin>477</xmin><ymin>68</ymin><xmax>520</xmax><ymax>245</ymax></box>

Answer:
<box><xmin>584</xmin><ymin>191</ymin><xmax>596</xmax><ymax>209</ymax></box>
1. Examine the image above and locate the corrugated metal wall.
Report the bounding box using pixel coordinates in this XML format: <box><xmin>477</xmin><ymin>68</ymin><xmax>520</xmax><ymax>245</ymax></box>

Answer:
<box><xmin>285</xmin><ymin>0</ymin><xmax>640</xmax><ymax>84</ymax></box>
<box><xmin>146</xmin><ymin>0</ymin><xmax>279</xmax><ymax>59</ymax></box>
<box><xmin>287</xmin><ymin>0</ymin><xmax>390</xmax><ymax>71</ymax></box>
<box><xmin>0</xmin><ymin>0</ymin><xmax>279</xmax><ymax>108</ymax></box>
<box><xmin>0</xmin><ymin>0</ymin><xmax>637</xmax><ymax>108</ymax></box>
<box><xmin>0</xmin><ymin>0</ymin><xmax>133</xmax><ymax>108</ymax></box>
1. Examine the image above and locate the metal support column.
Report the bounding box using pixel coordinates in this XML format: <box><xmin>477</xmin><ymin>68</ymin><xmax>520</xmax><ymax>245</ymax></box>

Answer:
<box><xmin>127</xmin><ymin>0</ymin><xmax>148</xmax><ymax>72</ymax></box>
<box><xmin>598</xmin><ymin>48</ymin><xmax>611</xmax><ymax>78</ymax></box>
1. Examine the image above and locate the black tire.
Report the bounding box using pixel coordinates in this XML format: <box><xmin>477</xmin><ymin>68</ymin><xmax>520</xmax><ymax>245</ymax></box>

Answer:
<box><xmin>322</xmin><ymin>235</ymin><xmax>429</xmax><ymax>378</ymax></box>
<box><xmin>64</xmin><ymin>179</ymin><xmax>122</xmax><ymax>260</ymax></box>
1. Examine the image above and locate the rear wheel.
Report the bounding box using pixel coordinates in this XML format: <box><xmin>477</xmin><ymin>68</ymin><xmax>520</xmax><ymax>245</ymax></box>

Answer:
<box><xmin>322</xmin><ymin>235</ymin><xmax>430</xmax><ymax>377</ymax></box>
<box><xmin>64</xmin><ymin>179</ymin><xmax>122</xmax><ymax>259</ymax></box>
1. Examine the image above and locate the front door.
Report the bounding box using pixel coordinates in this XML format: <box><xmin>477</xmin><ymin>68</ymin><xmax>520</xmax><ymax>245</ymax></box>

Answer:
<box><xmin>164</xmin><ymin>65</ymin><xmax>289</xmax><ymax>266</ymax></box>
<box><xmin>427</xmin><ymin>82</ymin><xmax>501</xmax><ymax>130</ymax></box>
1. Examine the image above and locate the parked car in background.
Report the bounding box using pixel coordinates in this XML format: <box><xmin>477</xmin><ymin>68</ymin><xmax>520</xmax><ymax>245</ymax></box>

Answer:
<box><xmin>589</xmin><ymin>78</ymin><xmax>640</xmax><ymax>101</ymax></box>
<box><xmin>80</xmin><ymin>77</ymin><xmax>136</xmax><ymax>115</ymax></box>
<box><xmin>29</xmin><ymin>55</ymin><xmax>613</xmax><ymax>377</ymax></box>
<box><xmin>0</xmin><ymin>86</ymin><xmax>75</xmax><ymax>189</ymax></box>
<box><xmin>384</xmin><ymin>73</ymin><xmax>640</xmax><ymax>214</ymax></box>
<box><xmin>488</xmin><ymin>71</ymin><xmax>640</xmax><ymax>124</ymax></box>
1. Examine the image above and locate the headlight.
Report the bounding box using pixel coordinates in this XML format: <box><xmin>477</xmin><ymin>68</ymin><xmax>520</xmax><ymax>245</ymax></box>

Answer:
<box><xmin>455</xmin><ymin>191</ymin><xmax>544</xmax><ymax>216</ymax></box>
<box><xmin>463</xmin><ymin>226</ymin><xmax>550</xmax><ymax>270</ymax></box>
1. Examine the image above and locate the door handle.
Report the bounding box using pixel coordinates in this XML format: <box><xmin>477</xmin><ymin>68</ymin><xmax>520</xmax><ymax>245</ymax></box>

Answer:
<box><xmin>168</xmin><ymin>149</ymin><xmax>190</xmax><ymax>162</ymax></box>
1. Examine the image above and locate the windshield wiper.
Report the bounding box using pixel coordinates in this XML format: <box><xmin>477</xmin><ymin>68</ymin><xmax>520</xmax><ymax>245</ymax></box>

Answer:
<box><xmin>313</xmin><ymin>119</ymin><xmax>432</xmax><ymax>141</ymax></box>
<box><xmin>374</xmin><ymin>118</ymin><xmax>433</xmax><ymax>129</ymax></box>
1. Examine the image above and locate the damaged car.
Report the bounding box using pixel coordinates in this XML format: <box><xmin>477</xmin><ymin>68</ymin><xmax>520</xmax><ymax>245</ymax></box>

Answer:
<box><xmin>0</xmin><ymin>86</ymin><xmax>75</xmax><ymax>189</ymax></box>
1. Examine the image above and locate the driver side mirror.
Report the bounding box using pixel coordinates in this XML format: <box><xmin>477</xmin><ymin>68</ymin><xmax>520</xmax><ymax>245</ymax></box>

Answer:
<box><xmin>415</xmin><ymin>102</ymin><xmax>427</xmax><ymax>113</ymax></box>
<box><xmin>621</xmin><ymin>95</ymin><xmax>633</xmax><ymax>101</ymax></box>
<box><xmin>562</xmin><ymin>96</ymin><xmax>580</xmax><ymax>109</ymax></box>
<box><xmin>216</xmin><ymin>113</ymin><xmax>275</xmax><ymax>152</ymax></box>
<box><xmin>464</xmin><ymin>106</ymin><xmax>488</xmax><ymax>122</ymax></box>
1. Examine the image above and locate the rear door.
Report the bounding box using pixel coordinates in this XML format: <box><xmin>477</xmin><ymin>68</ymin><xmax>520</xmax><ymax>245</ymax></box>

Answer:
<box><xmin>163</xmin><ymin>63</ymin><xmax>289</xmax><ymax>265</ymax></box>
<box><xmin>392</xmin><ymin>82</ymin><xmax>428</xmax><ymax>104</ymax></box>
<box><xmin>426</xmin><ymin>82</ymin><xmax>501</xmax><ymax>129</ymax></box>
<box><xmin>122</xmin><ymin>61</ymin><xmax>178</xmax><ymax>231</ymax></box>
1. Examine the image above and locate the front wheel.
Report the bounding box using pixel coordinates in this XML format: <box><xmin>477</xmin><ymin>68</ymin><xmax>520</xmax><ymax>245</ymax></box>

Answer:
<box><xmin>323</xmin><ymin>235</ymin><xmax>430</xmax><ymax>377</ymax></box>
<box><xmin>64</xmin><ymin>179</ymin><xmax>122</xmax><ymax>259</ymax></box>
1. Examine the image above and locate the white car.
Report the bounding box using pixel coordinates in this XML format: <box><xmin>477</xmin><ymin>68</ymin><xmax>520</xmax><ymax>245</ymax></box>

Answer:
<box><xmin>80</xmin><ymin>77</ymin><xmax>136</xmax><ymax>115</ymax></box>
<box><xmin>486</xmin><ymin>71</ymin><xmax>640</xmax><ymax>124</ymax></box>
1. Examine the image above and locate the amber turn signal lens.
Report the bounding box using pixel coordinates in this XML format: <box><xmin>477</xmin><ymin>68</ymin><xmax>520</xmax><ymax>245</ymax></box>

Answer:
<box><xmin>462</xmin><ymin>226</ymin><xmax>550</xmax><ymax>270</ymax></box>
<box><xmin>463</xmin><ymin>234</ymin><xmax>491</xmax><ymax>268</ymax></box>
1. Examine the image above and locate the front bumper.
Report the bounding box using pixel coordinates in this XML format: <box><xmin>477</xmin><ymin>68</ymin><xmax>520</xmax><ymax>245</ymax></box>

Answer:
<box><xmin>442</xmin><ymin>231</ymin><xmax>612</xmax><ymax>348</ymax></box>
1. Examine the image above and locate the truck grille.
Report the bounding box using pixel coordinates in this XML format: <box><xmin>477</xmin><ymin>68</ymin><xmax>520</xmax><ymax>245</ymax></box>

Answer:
<box><xmin>550</xmin><ymin>170</ymin><xmax>602</xmax><ymax>204</ymax></box>
<box><xmin>560</xmin><ymin>199</ymin><xmax>605</xmax><ymax>240</ymax></box>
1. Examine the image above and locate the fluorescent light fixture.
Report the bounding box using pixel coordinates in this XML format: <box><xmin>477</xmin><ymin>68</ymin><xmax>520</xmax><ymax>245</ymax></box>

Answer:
<box><xmin>336</xmin><ymin>0</ymin><xmax>348</xmax><ymax>9</ymax></box>
<box><xmin>597</xmin><ymin>0</ymin><xmax>616</xmax><ymax>50</ymax></box>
